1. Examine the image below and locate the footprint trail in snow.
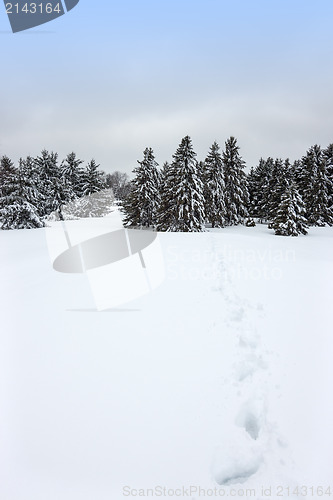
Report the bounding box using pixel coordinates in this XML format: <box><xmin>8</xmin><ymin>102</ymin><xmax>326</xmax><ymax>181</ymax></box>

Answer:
<box><xmin>210</xmin><ymin>243</ymin><xmax>299</xmax><ymax>497</ymax></box>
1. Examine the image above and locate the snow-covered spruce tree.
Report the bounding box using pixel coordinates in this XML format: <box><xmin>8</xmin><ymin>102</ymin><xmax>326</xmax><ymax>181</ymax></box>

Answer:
<box><xmin>157</xmin><ymin>136</ymin><xmax>205</xmax><ymax>232</ymax></box>
<box><xmin>123</xmin><ymin>147</ymin><xmax>160</xmax><ymax>228</ymax></box>
<box><xmin>156</xmin><ymin>161</ymin><xmax>178</xmax><ymax>231</ymax></box>
<box><xmin>203</xmin><ymin>142</ymin><xmax>226</xmax><ymax>227</ymax></box>
<box><xmin>323</xmin><ymin>143</ymin><xmax>333</xmax><ymax>210</ymax></box>
<box><xmin>290</xmin><ymin>159</ymin><xmax>300</xmax><ymax>182</ymax></box>
<box><xmin>0</xmin><ymin>156</ymin><xmax>43</xmax><ymax>230</ymax></box>
<box><xmin>310</xmin><ymin>162</ymin><xmax>333</xmax><ymax>226</ymax></box>
<box><xmin>34</xmin><ymin>149</ymin><xmax>70</xmax><ymax>219</ymax></box>
<box><xmin>158</xmin><ymin>162</ymin><xmax>171</xmax><ymax>200</ymax></box>
<box><xmin>296</xmin><ymin>144</ymin><xmax>319</xmax><ymax>200</ymax></box>
<box><xmin>297</xmin><ymin>145</ymin><xmax>333</xmax><ymax>226</ymax></box>
<box><xmin>247</xmin><ymin>166</ymin><xmax>257</xmax><ymax>215</ymax></box>
<box><xmin>1</xmin><ymin>200</ymin><xmax>44</xmax><ymax>230</ymax></box>
<box><xmin>81</xmin><ymin>159</ymin><xmax>106</xmax><ymax>196</ymax></box>
<box><xmin>0</xmin><ymin>156</ymin><xmax>18</xmax><ymax>209</ymax></box>
<box><xmin>258</xmin><ymin>157</ymin><xmax>275</xmax><ymax>222</ymax></box>
<box><xmin>222</xmin><ymin>136</ymin><xmax>249</xmax><ymax>225</ymax></box>
<box><xmin>18</xmin><ymin>156</ymin><xmax>42</xmax><ymax>208</ymax></box>
<box><xmin>160</xmin><ymin>161</ymin><xmax>170</xmax><ymax>178</ymax></box>
<box><xmin>272</xmin><ymin>182</ymin><xmax>308</xmax><ymax>236</ymax></box>
<box><xmin>61</xmin><ymin>152</ymin><xmax>84</xmax><ymax>198</ymax></box>
<box><xmin>197</xmin><ymin>160</ymin><xmax>206</xmax><ymax>185</ymax></box>
<box><xmin>248</xmin><ymin>157</ymin><xmax>274</xmax><ymax>222</ymax></box>
<box><xmin>266</xmin><ymin>158</ymin><xmax>291</xmax><ymax>227</ymax></box>
<box><xmin>61</xmin><ymin>159</ymin><xmax>108</xmax><ymax>218</ymax></box>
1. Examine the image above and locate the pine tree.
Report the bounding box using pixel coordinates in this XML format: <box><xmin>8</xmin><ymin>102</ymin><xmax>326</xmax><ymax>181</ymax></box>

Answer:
<box><xmin>18</xmin><ymin>157</ymin><xmax>41</xmax><ymax>208</ymax></box>
<box><xmin>34</xmin><ymin>149</ymin><xmax>70</xmax><ymax>218</ymax></box>
<box><xmin>61</xmin><ymin>152</ymin><xmax>84</xmax><ymax>198</ymax></box>
<box><xmin>222</xmin><ymin>136</ymin><xmax>249</xmax><ymax>225</ymax></box>
<box><xmin>272</xmin><ymin>182</ymin><xmax>308</xmax><ymax>236</ymax></box>
<box><xmin>309</xmin><ymin>160</ymin><xmax>333</xmax><ymax>226</ymax></box>
<box><xmin>203</xmin><ymin>142</ymin><xmax>226</xmax><ymax>227</ymax></box>
<box><xmin>266</xmin><ymin>158</ymin><xmax>291</xmax><ymax>226</ymax></box>
<box><xmin>81</xmin><ymin>159</ymin><xmax>106</xmax><ymax>196</ymax></box>
<box><xmin>247</xmin><ymin>166</ymin><xmax>257</xmax><ymax>216</ymax></box>
<box><xmin>297</xmin><ymin>145</ymin><xmax>333</xmax><ymax>226</ymax></box>
<box><xmin>290</xmin><ymin>159</ymin><xmax>300</xmax><ymax>181</ymax></box>
<box><xmin>1</xmin><ymin>201</ymin><xmax>44</xmax><ymax>230</ymax></box>
<box><xmin>156</xmin><ymin>161</ymin><xmax>178</xmax><ymax>231</ymax></box>
<box><xmin>257</xmin><ymin>157</ymin><xmax>274</xmax><ymax>222</ymax></box>
<box><xmin>123</xmin><ymin>147</ymin><xmax>161</xmax><ymax>228</ymax></box>
<box><xmin>0</xmin><ymin>150</ymin><xmax>107</xmax><ymax>229</ymax></box>
<box><xmin>0</xmin><ymin>156</ymin><xmax>43</xmax><ymax>230</ymax></box>
<box><xmin>157</xmin><ymin>136</ymin><xmax>205</xmax><ymax>232</ymax></box>
<box><xmin>160</xmin><ymin>161</ymin><xmax>170</xmax><ymax>178</ymax></box>
<box><xmin>197</xmin><ymin>160</ymin><xmax>206</xmax><ymax>186</ymax></box>
<box><xmin>248</xmin><ymin>157</ymin><xmax>273</xmax><ymax>221</ymax></box>
<box><xmin>296</xmin><ymin>145</ymin><xmax>319</xmax><ymax>200</ymax></box>
<box><xmin>323</xmin><ymin>144</ymin><xmax>333</xmax><ymax>210</ymax></box>
<box><xmin>0</xmin><ymin>156</ymin><xmax>18</xmax><ymax>209</ymax></box>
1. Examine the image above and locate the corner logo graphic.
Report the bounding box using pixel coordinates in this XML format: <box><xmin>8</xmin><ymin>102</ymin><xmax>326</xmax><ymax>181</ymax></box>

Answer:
<box><xmin>4</xmin><ymin>0</ymin><xmax>79</xmax><ymax>33</ymax></box>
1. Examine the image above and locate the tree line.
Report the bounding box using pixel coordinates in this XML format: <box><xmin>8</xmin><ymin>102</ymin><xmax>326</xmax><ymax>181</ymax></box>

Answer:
<box><xmin>1</xmin><ymin>138</ymin><xmax>332</xmax><ymax>236</ymax></box>
<box><xmin>0</xmin><ymin>150</ymin><xmax>130</xmax><ymax>229</ymax></box>
<box><xmin>123</xmin><ymin>136</ymin><xmax>333</xmax><ymax>236</ymax></box>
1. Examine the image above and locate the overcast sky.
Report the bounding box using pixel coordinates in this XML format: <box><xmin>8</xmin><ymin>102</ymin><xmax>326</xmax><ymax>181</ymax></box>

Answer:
<box><xmin>1</xmin><ymin>0</ymin><xmax>333</xmax><ymax>174</ymax></box>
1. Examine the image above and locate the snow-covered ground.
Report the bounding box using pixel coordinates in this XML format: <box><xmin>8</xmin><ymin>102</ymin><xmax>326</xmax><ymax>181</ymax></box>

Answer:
<box><xmin>0</xmin><ymin>211</ymin><xmax>333</xmax><ymax>500</ymax></box>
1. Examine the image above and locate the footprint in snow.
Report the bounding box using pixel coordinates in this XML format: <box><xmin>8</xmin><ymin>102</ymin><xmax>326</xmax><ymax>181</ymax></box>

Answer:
<box><xmin>212</xmin><ymin>429</ymin><xmax>264</xmax><ymax>485</ymax></box>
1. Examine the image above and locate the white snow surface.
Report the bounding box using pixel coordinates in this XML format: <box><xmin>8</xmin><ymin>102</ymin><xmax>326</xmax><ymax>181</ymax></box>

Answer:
<box><xmin>0</xmin><ymin>211</ymin><xmax>333</xmax><ymax>500</ymax></box>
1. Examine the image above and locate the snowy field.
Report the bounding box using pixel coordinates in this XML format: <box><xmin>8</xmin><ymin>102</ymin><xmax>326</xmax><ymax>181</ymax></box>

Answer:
<box><xmin>0</xmin><ymin>211</ymin><xmax>333</xmax><ymax>500</ymax></box>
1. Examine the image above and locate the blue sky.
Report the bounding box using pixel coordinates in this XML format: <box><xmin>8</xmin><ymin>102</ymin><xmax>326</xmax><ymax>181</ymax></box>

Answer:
<box><xmin>1</xmin><ymin>0</ymin><xmax>333</xmax><ymax>173</ymax></box>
